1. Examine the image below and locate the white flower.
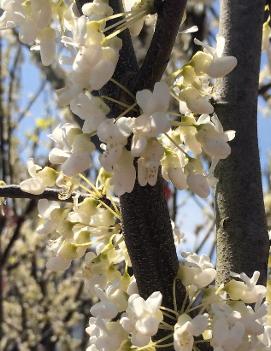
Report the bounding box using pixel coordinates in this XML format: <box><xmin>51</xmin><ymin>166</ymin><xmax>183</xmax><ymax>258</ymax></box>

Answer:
<box><xmin>187</xmin><ymin>173</ymin><xmax>210</xmax><ymax>198</ymax></box>
<box><xmin>0</xmin><ymin>0</ymin><xmax>25</xmax><ymax>29</ymax></box>
<box><xmin>0</xmin><ymin>1</ymin><xmax>56</xmax><ymax>64</ymax></box>
<box><xmin>97</xmin><ymin>118</ymin><xmax>132</xmax><ymax>172</ymax></box>
<box><xmin>226</xmin><ymin>271</ymin><xmax>266</xmax><ymax>304</ymax></box>
<box><xmin>90</xmin><ymin>281</ymin><xmax>127</xmax><ymax>320</ymax></box>
<box><xmin>193</xmin><ymin>35</ymin><xmax>237</xmax><ymax>78</ymax></box>
<box><xmin>136</xmin><ymin>81</ymin><xmax>170</xmax><ymax>115</ymax></box>
<box><xmin>179</xmin><ymin>86</ymin><xmax>214</xmax><ymax>115</ymax></box>
<box><xmin>161</xmin><ymin>152</ymin><xmax>188</xmax><ymax>190</ymax></box>
<box><xmin>211</xmin><ymin>305</ymin><xmax>245</xmax><ymax>351</ymax></box>
<box><xmin>179</xmin><ymin>120</ymin><xmax>202</xmax><ymax>156</ymax></box>
<box><xmin>49</xmin><ymin>123</ymin><xmax>94</xmax><ymax>176</ymax></box>
<box><xmin>174</xmin><ymin>313</ymin><xmax>209</xmax><ymax>351</ymax></box>
<box><xmin>111</xmin><ymin>149</ymin><xmax>136</xmax><ymax>195</ymax></box>
<box><xmin>82</xmin><ymin>0</ymin><xmax>113</xmax><ymax>21</ymax></box>
<box><xmin>38</xmin><ymin>27</ymin><xmax>56</xmax><ymax>66</ymax></box>
<box><xmin>47</xmin><ymin>236</ymin><xmax>88</xmax><ymax>272</ymax></box>
<box><xmin>179</xmin><ymin>252</ymin><xmax>216</xmax><ymax>289</ymax></box>
<box><xmin>122</xmin><ymin>0</ymin><xmax>155</xmax><ymax>37</ymax></box>
<box><xmin>70</xmin><ymin>92</ymin><xmax>109</xmax><ymax>134</ymax></box>
<box><xmin>120</xmin><ymin>291</ymin><xmax>163</xmax><ymax>347</ymax></box>
<box><xmin>262</xmin><ymin>21</ymin><xmax>271</xmax><ymax>51</ymax></box>
<box><xmin>137</xmin><ymin>139</ymin><xmax>164</xmax><ymax>187</ymax></box>
<box><xmin>19</xmin><ymin>159</ymin><xmax>57</xmax><ymax>195</ymax></box>
<box><xmin>46</xmin><ymin>256</ymin><xmax>71</xmax><ymax>272</ymax></box>
<box><xmin>236</xmin><ymin>300</ymin><xmax>267</xmax><ymax>336</ymax></box>
<box><xmin>260</xmin><ymin>325</ymin><xmax>271</xmax><ymax>349</ymax></box>
<box><xmin>171</xmin><ymin>221</ymin><xmax>185</xmax><ymax>249</ymax></box>
<box><xmin>58</xmin><ymin>20</ymin><xmax>121</xmax><ymax>105</ymax></box>
<box><xmin>86</xmin><ymin>317</ymin><xmax>128</xmax><ymax>351</ymax></box>
<box><xmin>195</xmin><ymin>114</ymin><xmax>235</xmax><ymax>160</ymax></box>
<box><xmin>131</xmin><ymin>82</ymin><xmax>170</xmax><ymax>157</ymax></box>
<box><xmin>36</xmin><ymin>199</ymin><xmax>65</xmax><ymax>235</ymax></box>
<box><xmin>127</xmin><ymin>276</ymin><xmax>139</xmax><ymax>296</ymax></box>
<box><xmin>68</xmin><ymin>197</ymin><xmax>98</xmax><ymax>225</ymax></box>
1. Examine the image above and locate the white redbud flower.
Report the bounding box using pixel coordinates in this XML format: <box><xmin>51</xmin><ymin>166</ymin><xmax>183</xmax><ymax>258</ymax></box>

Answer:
<box><xmin>179</xmin><ymin>252</ymin><xmax>216</xmax><ymax>289</ymax></box>
<box><xmin>120</xmin><ymin>291</ymin><xmax>163</xmax><ymax>347</ymax></box>
<box><xmin>193</xmin><ymin>36</ymin><xmax>237</xmax><ymax>78</ymax></box>
<box><xmin>226</xmin><ymin>271</ymin><xmax>266</xmax><ymax>304</ymax></box>
<box><xmin>174</xmin><ymin>313</ymin><xmax>209</xmax><ymax>351</ymax></box>
<box><xmin>19</xmin><ymin>160</ymin><xmax>57</xmax><ymax>195</ymax></box>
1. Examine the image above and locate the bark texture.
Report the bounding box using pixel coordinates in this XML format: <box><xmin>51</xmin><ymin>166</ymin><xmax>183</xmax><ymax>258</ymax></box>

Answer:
<box><xmin>120</xmin><ymin>0</ymin><xmax>187</xmax><ymax>309</ymax></box>
<box><xmin>215</xmin><ymin>0</ymin><xmax>269</xmax><ymax>285</ymax></box>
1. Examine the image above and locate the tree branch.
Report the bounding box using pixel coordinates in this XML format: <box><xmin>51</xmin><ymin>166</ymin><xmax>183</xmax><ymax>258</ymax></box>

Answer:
<box><xmin>133</xmin><ymin>0</ymin><xmax>188</xmax><ymax>90</ymax></box>
<box><xmin>0</xmin><ymin>200</ymin><xmax>36</xmax><ymax>267</ymax></box>
<box><xmin>101</xmin><ymin>0</ymin><xmax>139</xmax><ymax>117</ymax></box>
<box><xmin>215</xmin><ymin>0</ymin><xmax>269</xmax><ymax>285</ymax></box>
<box><xmin>120</xmin><ymin>0</ymin><xmax>188</xmax><ymax>327</ymax></box>
<box><xmin>0</xmin><ymin>185</ymin><xmax>87</xmax><ymax>203</ymax></box>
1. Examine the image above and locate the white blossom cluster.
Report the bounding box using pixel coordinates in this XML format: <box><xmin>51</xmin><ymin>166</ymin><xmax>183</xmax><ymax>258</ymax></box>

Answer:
<box><xmin>83</xmin><ymin>250</ymin><xmax>271</xmax><ymax>351</ymax></box>
<box><xmin>9</xmin><ymin>0</ymin><xmax>238</xmax><ymax>199</ymax></box>
<box><xmin>22</xmin><ymin>191</ymin><xmax>271</xmax><ymax>351</ymax></box>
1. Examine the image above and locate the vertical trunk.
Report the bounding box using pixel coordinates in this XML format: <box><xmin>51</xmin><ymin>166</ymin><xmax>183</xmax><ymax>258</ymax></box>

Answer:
<box><xmin>120</xmin><ymin>0</ymin><xmax>187</xmax><ymax>309</ymax></box>
<box><xmin>215</xmin><ymin>0</ymin><xmax>269</xmax><ymax>285</ymax></box>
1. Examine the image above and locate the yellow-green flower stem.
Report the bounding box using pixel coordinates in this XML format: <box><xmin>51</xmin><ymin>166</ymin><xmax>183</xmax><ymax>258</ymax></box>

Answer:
<box><xmin>180</xmin><ymin>292</ymin><xmax>189</xmax><ymax>314</ymax></box>
<box><xmin>168</xmin><ymin>111</ymin><xmax>183</xmax><ymax>117</ymax></box>
<box><xmin>134</xmin><ymin>344</ymin><xmax>156</xmax><ymax>351</ymax></box>
<box><xmin>102</xmin><ymin>13</ymin><xmax>135</xmax><ymax>33</ymax></box>
<box><xmin>107</xmin><ymin>195</ymin><xmax>120</xmax><ymax>215</ymax></box>
<box><xmin>161</xmin><ymin>310</ymin><xmax>178</xmax><ymax>321</ymax></box>
<box><xmin>155</xmin><ymin>342</ymin><xmax>174</xmax><ymax>348</ymax></box>
<box><xmin>97</xmin><ymin>198</ymin><xmax>121</xmax><ymax>220</ymax></box>
<box><xmin>170</xmin><ymin>91</ymin><xmax>181</xmax><ymax>102</ymax></box>
<box><xmin>134</xmin><ymin>334</ymin><xmax>174</xmax><ymax>351</ymax></box>
<box><xmin>103</xmin><ymin>10</ymin><xmax>147</xmax><ymax>42</ymax></box>
<box><xmin>187</xmin><ymin>303</ymin><xmax>205</xmax><ymax>314</ymax></box>
<box><xmin>79</xmin><ymin>174</ymin><xmax>121</xmax><ymax>219</ymax></box>
<box><xmin>160</xmin><ymin>321</ymin><xmax>174</xmax><ymax>331</ymax></box>
<box><xmin>110</xmin><ymin>78</ymin><xmax>136</xmax><ymax>99</ymax></box>
<box><xmin>98</xmin><ymin>12</ymin><xmax>129</xmax><ymax>24</ymax></box>
<box><xmin>78</xmin><ymin>183</ymin><xmax>121</xmax><ymax>220</ymax></box>
<box><xmin>112</xmin><ymin>234</ymin><xmax>124</xmax><ymax>247</ymax></box>
<box><xmin>116</xmin><ymin>102</ymin><xmax>138</xmax><ymax>119</ymax></box>
<box><xmin>79</xmin><ymin>183</ymin><xmax>95</xmax><ymax>196</ymax></box>
<box><xmin>102</xmin><ymin>9</ymin><xmax>146</xmax><ymax>34</ymax></box>
<box><xmin>101</xmin><ymin>95</ymin><xmax>134</xmax><ymax>109</ymax></box>
<box><xmin>170</xmin><ymin>121</ymin><xmax>195</xmax><ymax>128</ymax></box>
<box><xmin>164</xmin><ymin>132</ymin><xmax>191</xmax><ymax>159</ymax></box>
<box><xmin>79</xmin><ymin>173</ymin><xmax>101</xmax><ymax>197</ymax></box>
<box><xmin>156</xmin><ymin>334</ymin><xmax>174</xmax><ymax>345</ymax></box>
<box><xmin>173</xmin><ymin>278</ymin><xmax>178</xmax><ymax>312</ymax></box>
<box><xmin>71</xmin><ymin>241</ymin><xmax>94</xmax><ymax>248</ymax></box>
<box><xmin>160</xmin><ymin>306</ymin><xmax>179</xmax><ymax>318</ymax></box>
<box><xmin>185</xmin><ymin>290</ymin><xmax>202</xmax><ymax>313</ymax></box>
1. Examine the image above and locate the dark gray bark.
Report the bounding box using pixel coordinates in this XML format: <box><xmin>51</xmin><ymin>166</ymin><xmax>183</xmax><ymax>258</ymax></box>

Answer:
<box><xmin>215</xmin><ymin>0</ymin><xmax>269</xmax><ymax>285</ymax></box>
<box><xmin>0</xmin><ymin>185</ymin><xmax>87</xmax><ymax>202</ymax></box>
<box><xmin>120</xmin><ymin>0</ymin><xmax>187</xmax><ymax>310</ymax></box>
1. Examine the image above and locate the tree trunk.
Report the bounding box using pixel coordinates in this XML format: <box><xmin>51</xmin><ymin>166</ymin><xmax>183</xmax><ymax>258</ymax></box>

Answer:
<box><xmin>215</xmin><ymin>0</ymin><xmax>269</xmax><ymax>285</ymax></box>
<box><xmin>120</xmin><ymin>0</ymin><xmax>187</xmax><ymax>308</ymax></box>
